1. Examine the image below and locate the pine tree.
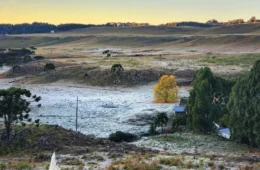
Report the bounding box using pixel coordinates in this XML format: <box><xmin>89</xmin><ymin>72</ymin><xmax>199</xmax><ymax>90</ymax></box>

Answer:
<box><xmin>228</xmin><ymin>60</ymin><xmax>260</xmax><ymax>147</ymax></box>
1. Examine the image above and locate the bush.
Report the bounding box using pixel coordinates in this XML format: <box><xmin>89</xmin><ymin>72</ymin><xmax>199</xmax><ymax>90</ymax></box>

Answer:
<box><xmin>0</xmin><ymin>163</ymin><xmax>6</xmax><ymax>170</ymax></box>
<box><xmin>108</xmin><ymin>131</ymin><xmax>137</xmax><ymax>143</ymax></box>
<box><xmin>172</xmin><ymin>116</ymin><xmax>187</xmax><ymax>131</ymax></box>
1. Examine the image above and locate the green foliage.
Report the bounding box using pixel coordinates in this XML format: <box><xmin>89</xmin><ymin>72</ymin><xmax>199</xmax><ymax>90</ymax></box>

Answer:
<box><xmin>108</xmin><ymin>131</ymin><xmax>137</xmax><ymax>143</ymax></box>
<box><xmin>149</xmin><ymin>123</ymin><xmax>157</xmax><ymax>135</ymax></box>
<box><xmin>154</xmin><ymin>112</ymin><xmax>169</xmax><ymax>133</ymax></box>
<box><xmin>149</xmin><ymin>112</ymin><xmax>169</xmax><ymax>134</ymax></box>
<box><xmin>180</xmin><ymin>97</ymin><xmax>188</xmax><ymax>106</ymax></box>
<box><xmin>172</xmin><ymin>116</ymin><xmax>187</xmax><ymax>131</ymax></box>
<box><xmin>227</xmin><ymin>60</ymin><xmax>260</xmax><ymax>147</ymax></box>
<box><xmin>0</xmin><ymin>87</ymin><xmax>41</xmax><ymax>142</ymax></box>
<box><xmin>187</xmin><ymin>67</ymin><xmax>235</xmax><ymax>133</ymax></box>
<box><xmin>0</xmin><ymin>163</ymin><xmax>6</xmax><ymax>170</ymax></box>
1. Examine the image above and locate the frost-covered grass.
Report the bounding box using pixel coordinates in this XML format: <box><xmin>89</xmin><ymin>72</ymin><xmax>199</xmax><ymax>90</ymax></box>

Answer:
<box><xmin>0</xmin><ymin>80</ymin><xmax>189</xmax><ymax>138</ymax></box>
<box><xmin>134</xmin><ymin>133</ymin><xmax>251</xmax><ymax>154</ymax></box>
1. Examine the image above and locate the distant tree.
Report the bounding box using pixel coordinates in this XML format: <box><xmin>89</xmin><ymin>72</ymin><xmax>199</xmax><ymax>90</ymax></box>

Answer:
<box><xmin>247</xmin><ymin>16</ymin><xmax>260</xmax><ymax>23</ymax></box>
<box><xmin>154</xmin><ymin>75</ymin><xmax>178</xmax><ymax>103</ymax></box>
<box><xmin>0</xmin><ymin>88</ymin><xmax>41</xmax><ymax>142</ymax></box>
<box><xmin>44</xmin><ymin>63</ymin><xmax>56</xmax><ymax>82</ymax></box>
<box><xmin>227</xmin><ymin>60</ymin><xmax>260</xmax><ymax>147</ymax></box>
<box><xmin>44</xmin><ymin>63</ymin><xmax>55</xmax><ymax>72</ymax></box>
<box><xmin>206</xmin><ymin>19</ymin><xmax>219</xmax><ymax>25</ymax></box>
<box><xmin>111</xmin><ymin>64</ymin><xmax>124</xmax><ymax>73</ymax></box>
<box><xmin>154</xmin><ymin>112</ymin><xmax>169</xmax><ymax>133</ymax></box>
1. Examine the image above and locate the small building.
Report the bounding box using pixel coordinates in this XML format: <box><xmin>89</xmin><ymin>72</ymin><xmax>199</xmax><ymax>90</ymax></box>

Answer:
<box><xmin>218</xmin><ymin>128</ymin><xmax>231</xmax><ymax>139</ymax></box>
<box><xmin>50</xmin><ymin>30</ymin><xmax>55</xmax><ymax>34</ymax></box>
<box><xmin>173</xmin><ymin>105</ymin><xmax>187</xmax><ymax>116</ymax></box>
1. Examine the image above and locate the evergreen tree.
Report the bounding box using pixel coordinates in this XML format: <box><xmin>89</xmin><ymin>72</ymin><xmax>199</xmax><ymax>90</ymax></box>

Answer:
<box><xmin>187</xmin><ymin>67</ymin><xmax>234</xmax><ymax>133</ymax></box>
<box><xmin>0</xmin><ymin>88</ymin><xmax>41</xmax><ymax>142</ymax></box>
<box><xmin>227</xmin><ymin>60</ymin><xmax>260</xmax><ymax>147</ymax></box>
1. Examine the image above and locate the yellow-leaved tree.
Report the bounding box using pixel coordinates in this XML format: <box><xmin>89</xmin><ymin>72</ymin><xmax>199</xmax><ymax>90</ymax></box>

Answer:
<box><xmin>154</xmin><ymin>75</ymin><xmax>179</xmax><ymax>103</ymax></box>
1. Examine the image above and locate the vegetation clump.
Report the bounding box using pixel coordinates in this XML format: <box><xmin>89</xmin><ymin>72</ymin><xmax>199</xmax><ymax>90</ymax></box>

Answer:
<box><xmin>61</xmin><ymin>157</ymin><xmax>84</xmax><ymax>166</ymax></box>
<box><xmin>227</xmin><ymin>60</ymin><xmax>260</xmax><ymax>147</ymax></box>
<box><xmin>111</xmin><ymin>64</ymin><xmax>124</xmax><ymax>73</ymax></box>
<box><xmin>149</xmin><ymin>112</ymin><xmax>169</xmax><ymax>134</ymax></box>
<box><xmin>159</xmin><ymin>157</ymin><xmax>182</xmax><ymax>166</ymax></box>
<box><xmin>108</xmin><ymin>131</ymin><xmax>137</xmax><ymax>143</ymax></box>
<box><xmin>0</xmin><ymin>87</ymin><xmax>41</xmax><ymax>143</ymax></box>
<box><xmin>187</xmin><ymin>67</ymin><xmax>235</xmax><ymax>133</ymax></box>
<box><xmin>172</xmin><ymin>116</ymin><xmax>187</xmax><ymax>131</ymax></box>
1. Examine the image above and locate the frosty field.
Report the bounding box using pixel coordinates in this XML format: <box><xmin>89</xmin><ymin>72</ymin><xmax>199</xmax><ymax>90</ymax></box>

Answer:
<box><xmin>0</xmin><ymin>79</ymin><xmax>189</xmax><ymax>137</ymax></box>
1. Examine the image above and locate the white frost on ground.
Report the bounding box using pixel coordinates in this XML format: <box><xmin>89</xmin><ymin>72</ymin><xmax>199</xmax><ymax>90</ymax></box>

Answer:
<box><xmin>0</xmin><ymin>66</ymin><xmax>11</xmax><ymax>74</ymax></box>
<box><xmin>0</xmin><ymin>80</ymin><xmax>189</xmax><ymax>137</ymax></box>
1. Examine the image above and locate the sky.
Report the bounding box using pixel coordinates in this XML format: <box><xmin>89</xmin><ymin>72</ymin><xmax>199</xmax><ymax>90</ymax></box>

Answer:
<box><xmin>1</xmin><ymin>0</ymin><xmax>260</xmax><ymax>25</ymax></box>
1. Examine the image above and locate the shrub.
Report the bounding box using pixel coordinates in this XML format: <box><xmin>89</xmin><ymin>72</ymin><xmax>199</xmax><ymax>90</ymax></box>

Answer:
<box><xmin>185</xmin><ymin>161</ymin><xmax>193</xmax><ymax>168</ymax></box>
<box><xmin>0</xmin><ymin>163</ymin><xmax>6</xmax><ymax>170</ymax></box>
<box><xmin>108</xmin><ymin>131</ymin><xmax>137</xmax><ymax>143</ymax></box>
<box><xmin>208</xmin><ymin>161</ymin><xmax>215</xmax><ymax>167</ymax></box>
<box><xmin>172</xmin><ymin>116</ymin><xmax>187</xmax><ymax>131</ymax></box>
<box><xmin>111</xmin><ymin>64</ymin><xmax>124</xmax><ymax>73</ymax></box>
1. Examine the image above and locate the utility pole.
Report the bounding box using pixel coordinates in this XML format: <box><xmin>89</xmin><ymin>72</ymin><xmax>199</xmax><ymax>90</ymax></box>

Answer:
<box><xmin>76</xmin><ymin>96</ymin><xmax>78</xmax><ymax>132</ymax></box>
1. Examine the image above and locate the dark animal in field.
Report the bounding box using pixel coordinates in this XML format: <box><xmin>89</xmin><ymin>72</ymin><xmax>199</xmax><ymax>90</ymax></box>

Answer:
<box><xmin>107</xmin><ymin>53</ymin><xmax>111</xmax><ymax>57</ymax></box>
<box><xmin>103</xmin><ymin>50</ymin><xmax>110</xmax><ymax>54</ymax></box>
<box><xmin>111</xmin><ymin>64</ymin><xmax>124</xmax><ymax>73</ymax></box>
<box><xmin>34</xmin><ymin>56</ymin><xmax>45</xmax><ymax>60</ymax></box>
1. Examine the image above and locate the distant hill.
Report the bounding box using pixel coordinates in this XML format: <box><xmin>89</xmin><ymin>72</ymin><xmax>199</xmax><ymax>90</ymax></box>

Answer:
<box><xmin>1</xmin><ymin>16</ymin><xmax>260</xmax><ymax>35</ymax></box>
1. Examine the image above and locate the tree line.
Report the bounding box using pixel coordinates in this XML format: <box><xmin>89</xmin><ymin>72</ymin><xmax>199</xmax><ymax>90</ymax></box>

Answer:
<box><xmin>0</xmin><ymin>22</ymin><xmax>97</xmax><ymax>34</ymax></box>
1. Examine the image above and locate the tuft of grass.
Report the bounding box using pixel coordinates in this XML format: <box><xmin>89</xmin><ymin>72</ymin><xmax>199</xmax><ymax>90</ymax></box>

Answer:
<box><xmin>61</xmin><ymin>158</ymin><xmax>84</xmax><ymax>166</ymax></box>
<box><xmin>218</xmin><ymin>164</ymin><xmax>225</xmax><ymax>170</ymax></box>
<box><xmin>108</xmin><ymin>156</ymin><xmax>161</xmax><ymax>170</ymax></box>
<box><xmin>0</xmin><ymin>163</ymin><xmax>7</xmax><ymax>170</ymax></box>
<box><xmin>8</xmin><ymin>161</ymin><xmax>33</xmax><ymax>170</ymax></box>
<box><xmin>159</xmin><ymin>157</ymin><xmax>182</xmax><ymax>166</ymax></box>
<box><xmin>185</xmin><ymin>161</ymin><xmax>193</xmax><ymax>169</ymax></box>
<box><xmin>208</xmin><ymin>161</ymin><xmax>215</xmax><ymax>167</ymax></box>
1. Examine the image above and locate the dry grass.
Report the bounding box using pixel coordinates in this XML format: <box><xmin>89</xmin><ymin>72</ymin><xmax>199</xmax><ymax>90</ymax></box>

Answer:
<box><xmin>107</xmin><ymin>155</ymin><xmax>161</xmax><ymax>170</ymax></box>
<box><xmin>159</xmin><ymin>157</ymin><xmax>182</xmax><ymax>166</ymax></box>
